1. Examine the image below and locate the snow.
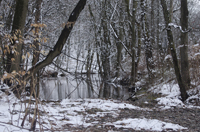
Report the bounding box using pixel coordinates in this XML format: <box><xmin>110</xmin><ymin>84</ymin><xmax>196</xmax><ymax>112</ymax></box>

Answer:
<box><xmin>164</xmin><ymin>54</ymin><xmax>172</xmax><ymax>61</ymax></box>
<box><xmin>151</xmin><ymin>83</ymin><xmax>181</xmax><ymax>97</ymax></box>
<box><xmin>1</xmin><ymin>80</ymin><xmax>199</xmax><ymax>131</ymax></box>
<box><xmin>156</xmin><ymin>97</ymin><xmax>185</xmax><ymax>109</ymax></box>
<box><xmin>0</xmin><ymin>124</ymin><xmax>29</xmax><ymax>132</ymax></box>
<box><xmin>150</xmin><ymin>82</ymin><xmax>200</xmax><ymax>109</ymax></box>
<box><xmin>149</xmin><ymin>83</ymin><xmax>186</xmax><ymax>109</ymax></box>
<box><xmin>110</xmin><ymin>118</ymin><xmax>186</xmax><ymax>131</ymax></box>
<box><xmin>0</xmin><ymin>87</ymin><xmax>189</xmax><ymax>131</ymax></box>
<box><xmin>168</xmin><ymin>23</ymin><xmax>186</xmax><ymax>33</ymax></box>
<box><xmin>194</xmin><ymin>52</ymin><xmax>200</xmax><ymax>57</ymax></box>
<box><xmin>60</xmin><ymin>99</ymin><xmax>148</xmax><ymax>111</ymax></box>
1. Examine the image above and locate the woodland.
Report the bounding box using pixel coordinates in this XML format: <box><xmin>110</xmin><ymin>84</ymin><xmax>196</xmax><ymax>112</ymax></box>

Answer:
<box><xmin>0</xmin><ymin>0</ymin><xmax>200</xmax><ymax>131</ymax></box>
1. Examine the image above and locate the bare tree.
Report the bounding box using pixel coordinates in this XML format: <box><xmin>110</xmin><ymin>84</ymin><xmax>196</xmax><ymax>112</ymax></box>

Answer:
<box><xmin>160</xmin><ymin>0</ymin><xmax>189</xmax><ymax>101</ymax></box>
<box><xmin>141</xmin><ymin>0</ymin><xmax>154</xmax><ymax>80</ymax></box>
<box><xmin>180</xmin><ymin>0</ymin><xmax>190</xmax><ymax>89</ymax></box>
<box><xmin>125</xmin><ymin>0</ymin><xmax>137</xmax><ymax>86</ymax></box>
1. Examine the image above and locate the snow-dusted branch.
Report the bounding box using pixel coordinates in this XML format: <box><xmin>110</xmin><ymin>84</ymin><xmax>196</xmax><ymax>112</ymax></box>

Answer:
<box><xmin>168</xmin><ymin>23</ymin><xmax>190</xmax><ymax>33</ymax></box>
<box><xmin>110</xmin><ymin>24</ymin><xmax>132</xmax><ymax>57</ymax></box>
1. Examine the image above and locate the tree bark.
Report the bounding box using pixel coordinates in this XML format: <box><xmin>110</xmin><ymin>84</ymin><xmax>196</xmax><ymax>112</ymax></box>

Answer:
<box><xmin>4</xmin><ymin>1</ymin><xmax>15</xmax><ymax>31</ymax></box>
<box><xmin>130</xmin><ymin>0</ymin><xmax>137</xmax><ymax>86</ymax></box>
<box><xmin>6</xmin><ymin>0</ymin><xmax>29</xmax><ymax>73</ymax></box>
<box><xmin>151</xmin><ymin>0</ymin><xmax>155</xmax><ymax>46</ymax></box>
<box><xmin>136</xmin><ymin>23</ymin><xmax>142</xmax><ymax>76</ymax></box>
<box><xmin>115</xmin><ymin>2</ymin><xmax>123</xmax><ymax>78</ymax></box>
<box><xmin>100</xmin><ymin>0</ymin><xmax>111</xmax><ymax>80</ymax></box>
<box><xmin>180</xmin><ymin>0</ymin><xmax>190</xmax><ymax>89</ymax></box>
<box><xmin>31</xmin><ymin>0</ymin><xmax>42</xmax><ymax>98</ymax></box>
<box><xmin>125</xmin><ymin>0</ymin><xmax>136</xmax><ymax>86</ymax></box>
<box><xmin>141</xmin><ymin>0</ymin><xmax>154</xmax><ymax>80</ymax></box>
<box><xmin>160</xmin><ymin>0</ymin><xmax>189</xmax><ymax>102</ymax></box>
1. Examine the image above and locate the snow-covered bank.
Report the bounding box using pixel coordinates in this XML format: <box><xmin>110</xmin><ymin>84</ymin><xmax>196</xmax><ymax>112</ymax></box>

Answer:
<box><xmin>0</xmin><ymin>87</ymin><xmax>191</xmax><ymax>131</ymax></box>
<box><xmin>150</xmin><ymin>82</ymin><xmax>200</xmax><ymax>109</ymax></box>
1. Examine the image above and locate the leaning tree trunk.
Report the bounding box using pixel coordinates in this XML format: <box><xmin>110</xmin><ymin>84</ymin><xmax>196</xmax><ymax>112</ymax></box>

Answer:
<box><xmin>180</xmin><ymin>0</ymin><xmax>190</xmax><ymax>89</ymax></box>
<box><xmin>160</xmin><ymin>0</ymin><xmax>189</xmax><ymax>102</ymax></box>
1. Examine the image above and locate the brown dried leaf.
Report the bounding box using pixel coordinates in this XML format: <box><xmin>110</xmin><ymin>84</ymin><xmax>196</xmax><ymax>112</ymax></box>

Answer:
<box><xmin>11</xmin><ymin>58</ymin><xmax>15</xmax><ymax>62</ymax></box>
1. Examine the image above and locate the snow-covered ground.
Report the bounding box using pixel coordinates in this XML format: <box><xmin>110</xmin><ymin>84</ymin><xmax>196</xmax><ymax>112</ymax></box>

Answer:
<box><xmin>0</xmin><ymin>82</ymin><xmax>199</xmax><ymax>131</ymax></box>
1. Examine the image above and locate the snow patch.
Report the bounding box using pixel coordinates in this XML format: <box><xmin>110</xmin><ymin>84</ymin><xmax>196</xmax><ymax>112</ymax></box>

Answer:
<box><xmin>150</xmin><ymin>83</ymin><xmax>186</xmax><ymax>109</ymax></box>
<box><xmin>110</xmin><ymin>118</ymin><xmax>187</xmax><ymax>131</ymax></box>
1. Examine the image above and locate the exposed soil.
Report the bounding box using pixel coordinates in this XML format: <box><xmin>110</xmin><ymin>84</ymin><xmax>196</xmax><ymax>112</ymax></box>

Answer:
<box><xmin>116</xmin><ymin>107</ymin><xmax>200</xmax><ymax>132</ymax></box>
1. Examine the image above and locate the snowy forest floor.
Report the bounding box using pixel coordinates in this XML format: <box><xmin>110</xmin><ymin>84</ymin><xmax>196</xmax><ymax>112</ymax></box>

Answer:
<box><xmin>0</xmin><ymin>82</ymin><xmax>200</xmax><ymax>132</ymax></box>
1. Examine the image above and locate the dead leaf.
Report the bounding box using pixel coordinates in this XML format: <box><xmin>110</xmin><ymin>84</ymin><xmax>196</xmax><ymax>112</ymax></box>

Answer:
<box><xmin>11</xmin><ymin>58</ymin><xmax>15</xmax><ymax>62</ymax></box>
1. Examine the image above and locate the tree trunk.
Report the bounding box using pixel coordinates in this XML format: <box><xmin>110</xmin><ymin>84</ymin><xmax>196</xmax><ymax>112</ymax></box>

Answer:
<box><xmin>125</xmin><ymin>0</ymin><xmax>136</xmax><ymax>86</ymax></box>
<box><xmin>101</xmin><ymin>0</ymin><xmax>111</xmax><ymax>80</ymax></box>
<box><xmin>157</xmin><ymin>0</ymin><xmax>161</xmax><ymax>54</ymax></box>
<box><xmin>4</xmin><ymin>1</ymin><xmax>15</xmax><ymax>31</ymax></box>
<box><xmin>156</xmin><ymin>0</ymin><xmax>163</xmax><ymax>73</ymax></box>
<box><xmin>31</xmin><ymin>0</ymin><xmax>42</xmax><ymax>98</ymax></box>
<box><xmin>180</xmin><ymin>0</ymin><xmax>190</xmax><ymax>89</ymax></box>
<box><xmin>136</xmin><ymin>23</ymin><xmax>142</xmax><ymax>76</ymax></box>
<box><xmin>151</xmin><ymin>0</ymin><xmax>155</xmax><ymax>46</ymax></box>
<box><xmin>115</xmin><ymin>2</ymin><xmax>123</xmax><ymax>78</ymax></box>
<box><xmin>160</xmin><ymin>0</ymin><xmax>189</xmax><ymax>102</ymax></box>
<box><xmin>141</xmin><ymin>0</ymin><xmax>154</xmax><ymax>80</ymax></box>
<box><xmin>8</xmin><ymin>0</ymin><xmax>29</xmax><ymax>73</ymax></box>
<box><xmin>130</xmin><ymin>0</ymin><xmax>137</xmax><ymax>86</ymax></box>
<box><xmin>115</xmin><ymin>24</ymin><xmax>123</xmax><ymax>78</ymax></box>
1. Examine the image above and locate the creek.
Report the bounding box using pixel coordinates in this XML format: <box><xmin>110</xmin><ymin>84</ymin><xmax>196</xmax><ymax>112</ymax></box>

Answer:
<box><xmin>39</xmin><ymin>74</ymin><xmax>130</xmax><ymax>101</ymax></box>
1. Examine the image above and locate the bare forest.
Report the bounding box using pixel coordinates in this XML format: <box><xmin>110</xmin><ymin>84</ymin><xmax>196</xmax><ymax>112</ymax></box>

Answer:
<box><xmin>0</xmin><ymin>0</ymin><xmax>200</xmax><ymax>131</ymax></box>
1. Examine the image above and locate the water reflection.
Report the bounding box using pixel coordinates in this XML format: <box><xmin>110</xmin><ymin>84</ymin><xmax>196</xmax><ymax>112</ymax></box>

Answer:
<box><xmin>39</xmin><ymin>74</ymin><xmax>130</xmax><ymax>101</ymax></box>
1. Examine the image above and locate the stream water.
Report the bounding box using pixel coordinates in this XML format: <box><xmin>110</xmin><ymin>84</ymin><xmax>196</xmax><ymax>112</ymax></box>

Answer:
<box><xmin>39</xmin><ymin>74</ymin><xmax>130</xmax><ymax>101</ymax></box>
